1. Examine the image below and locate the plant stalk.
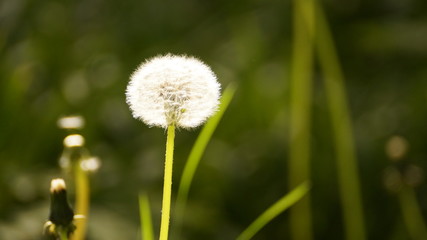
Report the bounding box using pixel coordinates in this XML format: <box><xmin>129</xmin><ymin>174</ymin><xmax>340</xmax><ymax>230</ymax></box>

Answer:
<box><xmin>159</xmin><ymin>125</ymin><xmax>176</xmax><ymax>240</ymax></box>
<box><xmin>72</xmin><ymin>158</ymin><xmax>90</xmax><ymax>240</ymax></box>
<box><xmin>59</xmin><ymin>227</ymin><xmax>69</xmax><ymax>240</ymax></box>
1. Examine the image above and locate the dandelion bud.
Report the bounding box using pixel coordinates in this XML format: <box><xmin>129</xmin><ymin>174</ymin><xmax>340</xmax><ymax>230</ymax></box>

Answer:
<box><xmin>126</xmin><ymin>54</ymin><xmax>221</xmax><ymax>129</ymax></box>
<box><xmin>46</xmin><ymin>178</ymin><xmax>75</xmax><ymax>236</ymax></box>
<box><xmin>50</xmin><ymin>178</ymin><xmax>67</xmax><ymax>193</ymax></box>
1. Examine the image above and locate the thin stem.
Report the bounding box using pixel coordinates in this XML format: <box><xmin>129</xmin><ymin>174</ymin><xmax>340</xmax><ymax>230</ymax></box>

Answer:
<box><xmin>139</xmin><ymin>193</ymin><xmax>154</xmax><ymax>240</ymax></box>
<box><xmin>72</xmin><ymin>158</ymin><xmax>90</xmax><ymax>240</ymax></box>
<box><xmin>159</xmin><ymin>125</ymin><xmax>176</xmax><ymax>240</ymax></box>
<box><xmin>59</xmin><ymin>227</ymin><xmax>69</xmax><ymax>240</ymax></box>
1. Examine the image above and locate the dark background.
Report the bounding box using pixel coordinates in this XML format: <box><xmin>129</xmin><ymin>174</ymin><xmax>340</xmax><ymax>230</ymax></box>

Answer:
<box><xmin>1</xmin><ymin>0</ymin><xmax>427</xmax><ymax>239</ymax></box>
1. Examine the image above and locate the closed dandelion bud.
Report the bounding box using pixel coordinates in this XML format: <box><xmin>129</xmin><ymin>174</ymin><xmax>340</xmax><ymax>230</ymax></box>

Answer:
<box><xmin>126</xmin><ymin>54</ymin><xmax>221</xmax><ymax>129</ymax></box>
<box><xmin>46</xmin><ymin>178</ymin><xmax>75</xmax><ymax>236</ymax></box>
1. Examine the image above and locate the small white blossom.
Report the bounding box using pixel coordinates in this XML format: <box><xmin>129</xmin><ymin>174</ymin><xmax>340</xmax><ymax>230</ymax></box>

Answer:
<box><xmin>126</xmin><ymin>54</ymin><xmax>221</xmax><ymax>129</ymax></box>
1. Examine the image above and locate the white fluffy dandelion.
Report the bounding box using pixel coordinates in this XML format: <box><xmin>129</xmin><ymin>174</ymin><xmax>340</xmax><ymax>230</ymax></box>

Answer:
<box><xmin>126</xmin><ymin>54</ymin><xmax>221</xmax><ymax>129</ymax></box>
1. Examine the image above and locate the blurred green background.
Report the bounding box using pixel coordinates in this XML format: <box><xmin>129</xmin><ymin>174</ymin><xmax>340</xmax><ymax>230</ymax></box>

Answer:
<box><xmin>1</xmin><ymin>0</ymin><xmax>427</xmax><ymax>239</ymax></box>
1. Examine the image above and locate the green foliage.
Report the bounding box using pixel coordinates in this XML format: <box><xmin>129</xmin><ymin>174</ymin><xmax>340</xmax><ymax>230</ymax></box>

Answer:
<box><xmin>175</xmin><ymin>83</ymin><xmax>236</xmax><ymax>235</ymax></box>
<box><xmin>139</xmin><ymin>193</ymin><xmax>154</xmax><ymax>240</ymax></box>
<box><xmin>1</xmin><ymin>0</ymin><xmax>427</xmax><ymax>239</ymax></box>
<box><xmin>236</xmin><ymin>182</ymin><xmax>310</xmax><ymax>240</ymax></box>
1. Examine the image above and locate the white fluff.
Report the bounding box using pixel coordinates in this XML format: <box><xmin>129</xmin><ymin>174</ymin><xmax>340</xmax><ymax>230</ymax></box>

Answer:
<box><xmin>126</xmin><ymin>54</ymin><xmax>221</xmax><ymax>129</ymax></box>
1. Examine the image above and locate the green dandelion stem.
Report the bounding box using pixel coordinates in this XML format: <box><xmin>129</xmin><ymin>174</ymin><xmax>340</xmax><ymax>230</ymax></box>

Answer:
<box><xmin>159</xmin><ymin>124</ymin><xmax>175</xmax><ymax>240</ymax></box>
<box><xmin>72</xmin><ymin>158</ymin><xmax>90</xmax><ymax>240</ymax></box>
<box><xmin>59</xmin><ymin>227</ymin><xmax>69</xmax><ymax>240</ymax></box>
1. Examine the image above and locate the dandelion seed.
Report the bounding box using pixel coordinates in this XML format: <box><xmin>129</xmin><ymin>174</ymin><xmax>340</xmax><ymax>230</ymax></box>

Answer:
<box><xmin>126</xmin><ymin>54</ymin><xmax>221</xmax><ymax>129</ymax></box>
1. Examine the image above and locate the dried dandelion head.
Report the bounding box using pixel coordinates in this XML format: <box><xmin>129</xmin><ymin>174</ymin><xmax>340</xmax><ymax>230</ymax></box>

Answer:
<box><xmin>126</xmin><ymin>54</ymin><xmax>221</xmax><ymax>129</ymax></box>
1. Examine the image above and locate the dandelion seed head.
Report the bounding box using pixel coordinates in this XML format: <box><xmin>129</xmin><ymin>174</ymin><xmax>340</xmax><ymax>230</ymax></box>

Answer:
<box><xmin>126</xmin><ymin>54</ymin><xmax>221</xmax><ymax>129</ymax></box>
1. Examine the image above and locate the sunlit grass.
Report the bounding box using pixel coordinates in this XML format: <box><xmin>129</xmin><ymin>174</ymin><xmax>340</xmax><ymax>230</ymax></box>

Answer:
<box><xmin>174</xmin><ymin>83</ymin><xmax>236</xmax><ymax>237</ymax></box>
<box><xmin>315</xmin><ymin>3</ymin><xmax>366</xmax><ymax>240</ymax></box>
<box><xmin>0</xmin><ymin>0</ymin><xmax>423</xmax><ymax>239</ymax></box>
<box><xmin>287</xmin><ymin>1</ymin><xmax>367</xmax><ymax>239</ymax></box>
<box><xmin>139</xmin><ymin>193</ymin><xmax>154</xmax><ymax>240</ymax></box>
<box><xmin>236</xmin><ymin>182</ymin><xmax>311</xmax><ymax>240</ymax></box>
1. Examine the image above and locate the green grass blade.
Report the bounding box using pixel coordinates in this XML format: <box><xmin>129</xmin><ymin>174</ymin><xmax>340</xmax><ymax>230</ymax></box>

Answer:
<box><xmin>236</xmin><ymin>182</ymin><xmax>311</xmax><ymax>240</ymax></box>
<box><xmin>174</xmin><ymin>83</ymin><xmax>237</xmax><ymax>235</ymax></box>
<box><xmin>288</xmin><ymin>0</ymin><xmax>315</xmax><ymax>239</ymax></box>
<box><xmin>398</xmin><ymin>186</ymin><xmax>427</xmax><ymax>240</ymax></box>
<box><xmin>139</xmin><ymin>193</ymin><xmax>154</xmax><ymax>240</ymax></box>
<box><xmin>315</xmin><ymin>3</ymin><xmax>366</xmax><ymax>240</ymax></box>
